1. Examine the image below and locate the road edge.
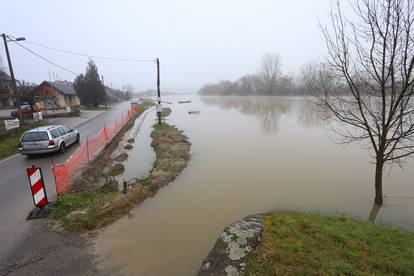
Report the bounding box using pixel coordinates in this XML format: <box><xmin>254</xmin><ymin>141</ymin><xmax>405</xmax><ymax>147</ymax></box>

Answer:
<box><xmin>0</xmin><ymin>108</ymin><xmax>111</xmax><ymax>165</ymax></box>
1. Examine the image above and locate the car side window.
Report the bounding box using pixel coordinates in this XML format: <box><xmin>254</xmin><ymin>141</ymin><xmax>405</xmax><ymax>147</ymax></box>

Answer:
<box><xmin>57</xmin><ymin>127</ymin><xmax>66</xmax><ymax>136</ymax></box>
<box><xmin>50</xmin><ymin>129</ymin><xmax>60</xmax><ymax>138</ymax></box>
<box><xmin>63</xmin><ymin>127</ymin><xmax>72</xmax><ymax>133</ymax></box>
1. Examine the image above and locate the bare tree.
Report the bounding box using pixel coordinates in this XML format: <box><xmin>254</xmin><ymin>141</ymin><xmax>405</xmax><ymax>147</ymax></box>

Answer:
<box><xmin>318</xmin><ymin>0</ymin><xmax>414</xmax><ymax>205</ymax></box>
<box><xmin>257</xmin><ymin>54</ymin><xmax>281</xmax><ymax>94</ymax></box>
<box><xmin>238</xmin><ymin>74</ymin><xmax>258</xmax><ymax>95</ymax></box>
<box><xmin>302</xmin><ymin>62</ymin><xmax>340</xmax><ymax>97</ymax></box>
<box><xmin>17</xmin><ymin>80</ymin><xmax>37</xmax><ymax>105</ymax></box>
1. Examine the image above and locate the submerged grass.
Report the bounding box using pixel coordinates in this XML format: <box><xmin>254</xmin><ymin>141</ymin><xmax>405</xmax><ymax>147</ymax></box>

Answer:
<box><xmin>49</xmin><ymin>102</ymin><xmax>153</xmax><ymax>231</ymax></box>
<box><xmin>49</xmin><ymin>117</ymin><xmax>191</xmax><ymax>231</ymax></box>
<box><xmin>245</xmin><ymin>212</ymin><xmax>414</xmax><ymax>275</ymax></box>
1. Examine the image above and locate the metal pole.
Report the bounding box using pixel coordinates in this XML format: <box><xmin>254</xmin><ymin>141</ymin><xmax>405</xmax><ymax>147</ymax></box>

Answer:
<box><xmin>156</xmin><ymin>58</ymin><xmax>161</xmax><ymax>126</ymax></box>
<box><xmin>123</xmin><ymin>179</ymin><xmax>127</xmax><ymax>194</ymax></box>
<box><xmin>2</xmin><ymin>33</ymin><xmax>24</xmax><ymax>124</ymax></box>
<box><xmin>86</xmin><ymin>137</ymin><xmax>90</xmax><ymax>162</ymax></box>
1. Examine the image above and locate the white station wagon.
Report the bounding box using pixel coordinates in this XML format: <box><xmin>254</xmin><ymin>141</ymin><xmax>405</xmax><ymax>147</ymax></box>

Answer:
<box><xmin>19</xmin><ymin>125</ymin><xmax>80</xmax><ymax>156</ymax></box>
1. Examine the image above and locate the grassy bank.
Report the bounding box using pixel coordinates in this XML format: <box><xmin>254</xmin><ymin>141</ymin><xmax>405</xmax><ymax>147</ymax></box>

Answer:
<box><xmin>49</xmin><ymin>118</ymin><xmax>191</xmax><ymax>231</ymax></box>
<box><xmin>245</xmin><ymin>212</ymin><xmax>414</xmax><ymax>275</ymax></box>
<box><xmin>0</xmin><ymin>120</ymin><xmax>47</xmax><ymax>160</ymax></box>
<box><xmin>73</xmin><ymin>104</ymin><xmax>112</xmax><ymax>111</ymax></box>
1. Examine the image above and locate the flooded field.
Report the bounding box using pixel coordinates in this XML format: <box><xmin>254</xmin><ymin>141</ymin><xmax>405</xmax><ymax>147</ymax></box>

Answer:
<box><xmin>95</xmin><ymin>96</ymin><xmax>414</xmax><ymax>276</ymax></box>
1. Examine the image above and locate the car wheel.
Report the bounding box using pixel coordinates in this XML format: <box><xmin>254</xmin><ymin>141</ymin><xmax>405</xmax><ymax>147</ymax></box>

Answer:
<box><xmin>59</xmin><ymin>143</ymin><xmax>66</xmax><ymax>153</ymax></box>
<box><xmin>76</xmin><ymin>134</ymin><xmax>80</xmax><ymax>143</ymax></box>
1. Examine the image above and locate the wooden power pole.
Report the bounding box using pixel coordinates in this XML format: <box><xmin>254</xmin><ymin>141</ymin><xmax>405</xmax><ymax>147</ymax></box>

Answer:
<box><xmin>2</xmin><ymin>33</ymin><xmax>24</xmax><ymax>124</ymax></box>
<box><xmin>156</xmin><ymin>58</ymin><xmax>161</xmax><ymax>126</ymax></box>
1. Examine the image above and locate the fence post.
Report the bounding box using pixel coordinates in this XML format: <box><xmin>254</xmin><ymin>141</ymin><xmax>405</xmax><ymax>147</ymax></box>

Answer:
<box><xmin>103</xmin><ymin>125</ymin><xmax>109</xmax><ymax>144</ymax></box>
<box><xmin>52</xmin><ymin>164</ymin><xmax>59</xmax><ymax>196</ymax></box>
<box><xmin>86</xmin><ymin>137</ymin><xmax>90</xmax><ymax>162</ymax></box>
<box><xmin>123</xmin><ymin>179</ymin><xmax>127</xmax><ymax>194</ymax></box>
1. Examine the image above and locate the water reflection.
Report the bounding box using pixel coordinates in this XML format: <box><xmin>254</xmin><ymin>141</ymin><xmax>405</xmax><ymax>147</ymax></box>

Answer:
<box><xmin>296</xmin><ymin>99</ymin><xmax>329</xmax><ymax>128</ymax></box>
<box><xmin>95</xmin><ymin>95</ymin><xmax>414</xmax><ymax>276</ymax></box>
<box><xmin>200</xmin><ymin>96</ymin><xmax>327</xmax><ymax>133</ymax></box>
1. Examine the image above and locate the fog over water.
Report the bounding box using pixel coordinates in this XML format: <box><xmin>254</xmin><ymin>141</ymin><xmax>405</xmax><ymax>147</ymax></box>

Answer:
<box><xmin>1</xmin><ymin>0</ymin><xmax>334</xmax><ymax>91</ymax></box>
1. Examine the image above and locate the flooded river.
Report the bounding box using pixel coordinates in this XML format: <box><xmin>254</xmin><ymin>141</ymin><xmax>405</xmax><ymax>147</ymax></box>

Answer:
<box><xmin>95</xmin><ymin>96</ymin><xmax>414</xmax><ymax>276</ymax></box>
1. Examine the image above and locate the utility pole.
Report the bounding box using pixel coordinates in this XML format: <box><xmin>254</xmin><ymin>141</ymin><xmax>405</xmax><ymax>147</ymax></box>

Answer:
<box><xmin>156</xmin><ymin>58</ymin><xmax>161</xmax><ymax>126</ymax></box>
<box><xmin>2</xmin><ymin>33</ymin><xmax>24</xmax><ymax>124</ymax></box>
<box><xmin>102</xmin><ymin>75</ymin><xmax>107</xmax><ymax>108</ymax></box>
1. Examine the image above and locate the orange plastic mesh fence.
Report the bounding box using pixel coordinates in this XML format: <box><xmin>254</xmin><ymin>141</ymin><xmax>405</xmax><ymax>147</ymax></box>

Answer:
<box><xmin>86</xmin><ymin>129</ymin><xmax>106</xmax><ymax>160</ymax></box>
<box><xmin>52</xmin><ymin>163</ymin><xmax>69</xmax><ymax>194</ymax></box>
<box><xmin>52</xmin><ymin>105</ymin><xmax>138</xmax><ymax>194</ymax></box>
<box><xmin>106</xmin><ymin>121</ymin><xmax>117</xmax><ymax>141</ymax></box>
<box><xmin>66</xmin><ymin>142</ymin><xmax>88</xmax><ymax>177</ymax></box>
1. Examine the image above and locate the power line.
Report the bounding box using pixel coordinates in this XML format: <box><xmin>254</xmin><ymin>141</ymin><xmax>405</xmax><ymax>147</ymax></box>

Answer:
<box><xmin>14</xmin><ymin>41</ymin><xmax>77</xmax><ymax>75</ymax></box>
<box><xmin>24</xmin><ymin>40</ymin><xmax>156</xmax><ymax>63</ymax></box>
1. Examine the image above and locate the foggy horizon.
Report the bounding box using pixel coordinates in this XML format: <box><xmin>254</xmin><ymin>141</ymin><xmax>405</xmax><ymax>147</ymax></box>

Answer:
<box><xmin>1</xmin><ymin>0</ymin><xmax>333</xmax><ymax>92</ymax></box>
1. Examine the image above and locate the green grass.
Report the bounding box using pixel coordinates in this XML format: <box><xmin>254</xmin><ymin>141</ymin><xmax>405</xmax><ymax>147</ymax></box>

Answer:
<box><xmin>0</xmin><ymin>120</ymin><xmax>47</xmax><ymax>160</ymax></box>
<box><xmin>49</xmin><ymin>186</ymin><xmax>118</xmax><ymax>231</ymax></box>
<box><xmin>0</xmin><ymin>121</ymin><xmax>5</xmax><ymax>132</ymax></box>
<box><xmin>73</xmin><ymin>104</ymin><xmax>112</xmax><ymax>111</ymax></box>
<box><xmin>49</xmin><ymin>101</ymin><xmax>155</xmax><ymax>231</ymax></box>
<box><xmin>245</xmin><ymin>212</ymin><xmax>414</xmax><ymax>275</ymax></box>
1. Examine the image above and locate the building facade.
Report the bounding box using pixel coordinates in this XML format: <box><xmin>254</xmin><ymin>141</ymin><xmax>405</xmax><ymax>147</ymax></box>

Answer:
<box><xmin>34</xmin><ymin>81</ymin><xmax>80</xmax><ymax>108</ymax></box>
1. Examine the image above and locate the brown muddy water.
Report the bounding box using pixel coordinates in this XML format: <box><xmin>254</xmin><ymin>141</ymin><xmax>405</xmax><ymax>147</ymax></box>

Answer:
<box><xmin>95</xmin><ymin>96</ymin><xmax>414</xmax><ymax>276</ymax></box>
<box><xmin>113</xmin><ymin>108</ymin><xmax>156</xmax><ymax>188</ymax></box>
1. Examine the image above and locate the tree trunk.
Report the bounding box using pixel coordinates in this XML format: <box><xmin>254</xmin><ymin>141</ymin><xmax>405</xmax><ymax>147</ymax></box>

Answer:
<box><xmin>374</xmin><ymin>159</ymin><xmax>384</xmax><ymax>205</ymax></box>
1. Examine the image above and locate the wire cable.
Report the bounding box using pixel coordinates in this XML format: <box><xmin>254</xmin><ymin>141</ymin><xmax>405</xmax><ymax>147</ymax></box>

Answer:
<box><xmin>24</xmin><ymin>40</ymin><xmax>156</xmax><ymax>63</ymax></box>
<box><xmin>14</xmin><ymin>41</ymin><xmax>77</xmax><ymax>75</ymax></box>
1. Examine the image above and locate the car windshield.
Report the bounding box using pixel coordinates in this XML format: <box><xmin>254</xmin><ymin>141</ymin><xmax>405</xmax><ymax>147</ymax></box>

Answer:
<box><xmin>21</xmin><ymin>131</ymin><xmax>49</xmax><ymax>142</ymax></box>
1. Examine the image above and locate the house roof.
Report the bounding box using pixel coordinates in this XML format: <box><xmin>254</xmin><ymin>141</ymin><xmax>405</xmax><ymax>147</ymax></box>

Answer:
<box><xmin>45</xmin><ymin>81</ymin><xmax>76</xmax><ymax>95</ymax></box>
<box><xmin>0</xmin><ymin>71</ymin><xmax>11</xmax><ymax>81</ymax></box>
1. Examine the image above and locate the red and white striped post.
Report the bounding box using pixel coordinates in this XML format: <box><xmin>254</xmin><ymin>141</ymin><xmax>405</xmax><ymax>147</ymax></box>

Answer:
<box><xmin>27</xmin><ymin>166</ymin><xmax>48</xmax><ymax>207</ymax></box>
<box><xmin>27</xmin><ymin>165</ymin><xmax>50</xmax><ymax>219</ymax></box>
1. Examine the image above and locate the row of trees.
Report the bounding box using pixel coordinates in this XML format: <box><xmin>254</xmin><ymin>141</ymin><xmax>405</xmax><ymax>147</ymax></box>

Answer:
<box><xmin>74</xmin><ymin>59</ymin><xmax>132</xmax><ymax>107</ymax></box>
<box><xmin>198</xmin><ymin>54</ymin><xmax>347</xmax><ymax>96</ymax></box>
<box><xmin>1</xmin><ymin>58</ymin><xmax>132</xmax><ymax>107</ymax></box>
<box><xmin>74</xmin><ymin>60</ymin><xmax>105</xmax><ymax>107</ymax></box>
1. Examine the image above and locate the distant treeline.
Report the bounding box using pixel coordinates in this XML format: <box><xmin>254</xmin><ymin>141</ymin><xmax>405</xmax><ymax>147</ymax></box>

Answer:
<box><xmin>198</xmin><ymin>54</ymin><xmax>346</xmax><ymax>96</ymax></box>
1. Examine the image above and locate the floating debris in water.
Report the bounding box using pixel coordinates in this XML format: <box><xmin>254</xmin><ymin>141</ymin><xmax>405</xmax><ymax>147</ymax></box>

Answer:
<box><xmin>124</xmin><ymin>144</ymin><xmax>133</xmax><ymax>150</ymax></box>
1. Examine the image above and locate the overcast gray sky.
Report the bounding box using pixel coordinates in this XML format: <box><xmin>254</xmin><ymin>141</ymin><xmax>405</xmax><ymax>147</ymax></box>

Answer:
<box><xmin>1</xmin><ymin>0</ymin><xmax>333</xmax><ymax>92</ymax></box>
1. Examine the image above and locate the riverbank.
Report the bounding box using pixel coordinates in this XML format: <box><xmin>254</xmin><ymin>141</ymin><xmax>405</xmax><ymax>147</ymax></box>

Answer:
<box><xmin>199</xmin><ymin>212</ymin><xmax>414</xmax><ymax>275</ymax></box>
<box><xmin>49</xmin><ymin>110</ymin><xmax>191</xmax><ymax>231</ymax></box>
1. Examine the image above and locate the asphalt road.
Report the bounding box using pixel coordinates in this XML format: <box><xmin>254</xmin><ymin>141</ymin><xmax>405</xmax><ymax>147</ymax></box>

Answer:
<box><xmin>0</xmin><ymin>101</ymin><xmax>131</xmax><ymax>273</ymax></box>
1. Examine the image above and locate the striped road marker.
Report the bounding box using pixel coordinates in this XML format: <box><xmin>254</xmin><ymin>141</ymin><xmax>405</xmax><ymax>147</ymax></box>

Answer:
<box><xmin>26</xmin><ymin>166</ymin><xmax>49</xmax><ymax>219</ymax></box>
